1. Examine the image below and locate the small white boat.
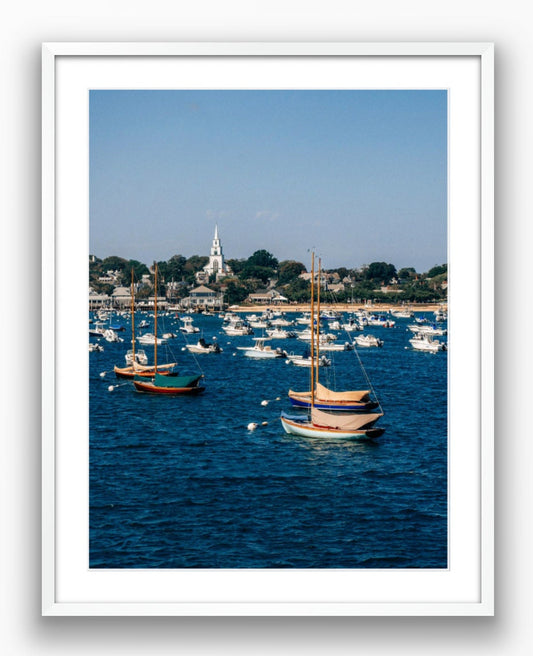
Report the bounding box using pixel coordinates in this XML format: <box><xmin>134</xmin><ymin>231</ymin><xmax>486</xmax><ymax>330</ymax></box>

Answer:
<box><xmin>103</xmin><ymin>328</ymin><xmax>121</xmax><ymax>343</ymax></box>
<box><xmin>270</xmin><ymin>317</ymin><xmax>294</xmax><ymax>327</ymax></box>
<box><xmin>222</xmin><ymin>320</ymin><xmax>254</xmax><ymax>336</ymax></box>
<box><xmin>125</xmin><ymin>348</ymin><xmax>148</xmax><ymax>365</ymax></box>
<box><xmin>265</xmin><ymin>327</ymin><xmax>296</xmax><ymax>339</ymax></box>
<box><xmin>408</xmin><ymin>324</ymin><xmax>447</xmax><ymax>336</ymax></box>
<box><xmin>390</xmin><ymin>308</ymin><xmax>414</xmax><ymax>318</ymax></box>
<box><xmin>287</xmin><ymin>353</ymin><xmax>331</xmax><ymax>367</ymax></box>
<box><xmin>295</xmin><ymin>313</ymin><xmax>312</xmax><ymax>325</ymax></box>
<box><xmin>180</xmin><ymin>317</ymin><xmax>200</xmax><ymax>334</ymax></box>
<box><xmin>342</xmin><ymin>318</ymin><xmax>363</xmax><ymax>332</ymax></box>
<box><xmin>137</xmin><ymin>332</ymin><xmax>167</xmax><ymax>345</ymax></box>
<box><xmin>409</xmin><ymin>334</ymin><xmax>446</xmax><ymax>352</ymax></box>
<box><xmin>318</xmin><ymin>341</ymin><xmax>353</xmax><ymax>352</ymax></box>
<box><xmin>366</xmin><ymin>314</ymin><xmax>395</xmax><ymax>327</ymax></box>
<box><xmin>185</xmin><ymin>337</ymin><xmax>222</xmax><ymax>354</ymax></box>
<box><xmin>354</xmin><ymin>334</ymin><xmax>383</xmax><ymax>348</ymax></box>
<box><xmin>236</xmin><ymin>338</ymin><xmax>287</xmax><ymax>359</ymax></box>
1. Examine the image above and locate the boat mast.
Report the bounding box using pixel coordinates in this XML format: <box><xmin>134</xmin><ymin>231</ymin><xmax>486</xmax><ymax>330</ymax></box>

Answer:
<box><xmin>130</xmin><ymin>267</ymin><xmax>135</xmax><ymax>366</ymax></box>
<box><xmin>316</xmin><ymin>257</ymin><xmax>321</xmax><ymax>390</ymax></box>
<box><xmin>310</xmin><ymin>252</ymin><xmax>315</xmax><ymax>409</ymax></box>
<box><xmin>154</xmin><ymin>261</ymin><xmax>158</xmax><ymax>372</ymax></box>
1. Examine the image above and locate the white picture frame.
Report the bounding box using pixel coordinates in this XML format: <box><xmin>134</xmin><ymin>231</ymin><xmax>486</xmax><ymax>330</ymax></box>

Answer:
<box><xmin>42</xmin><ymin>42</ymin><xmax>494</xmax><ymax>616</ymax></box>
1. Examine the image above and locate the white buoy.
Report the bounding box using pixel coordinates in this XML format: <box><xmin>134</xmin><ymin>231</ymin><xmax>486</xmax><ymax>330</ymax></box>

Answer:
<box><xmin>261</xmin><ymin>400</ymin><xmax>268</xmax><ymax>406</ymax></box>
<box><xmin>100</xmin><ymin>371</ymin><xmax>106</xmax><ymax>377</ymax></box>
<box><xmin>181</xmin><ymin>347</ymin><xmax>186</xmax><ymax>351</ymax></box>
<box><xmin>275</xmin><ymin>397</ymin><xmax>280</xmax><ymax>401</ymax></box>
<box><xmin>261</xmin><ymin>421</ymin><xmax>268</xmax><ymax>426</ymax></box>
<box><xmin>247</xmin><ymin>422</ymin><xmax>258</xmax><ymax>431</ymax></box>
<box><xmin>108</xmin><ymin>385</ymin><xmax>115</xmax><ymax>392</ymax></box>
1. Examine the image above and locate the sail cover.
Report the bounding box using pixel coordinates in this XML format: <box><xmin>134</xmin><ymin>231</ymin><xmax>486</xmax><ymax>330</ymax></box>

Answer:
<box><xmin>315</xmin><ymin>383</ymin><xmax>370</xmax><ymax>402</ymax></box>
<box><xmin>311</xmin><ymin>407</ymin><xmax>382</xmax><ymax>430</ymax></box>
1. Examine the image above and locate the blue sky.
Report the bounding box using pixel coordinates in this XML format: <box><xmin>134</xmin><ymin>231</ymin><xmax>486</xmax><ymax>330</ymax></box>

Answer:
<box><xmin>90</xmin><ymin>90</ymin><xmax>447</xmax><ymax>273</ymax></box>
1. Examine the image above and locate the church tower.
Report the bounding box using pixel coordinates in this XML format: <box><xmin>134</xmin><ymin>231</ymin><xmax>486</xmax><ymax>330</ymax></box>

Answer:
<box><xmin>200</xmin><ymin>224</ymin><xmax>231</xmax><ymax>281</ymax></box>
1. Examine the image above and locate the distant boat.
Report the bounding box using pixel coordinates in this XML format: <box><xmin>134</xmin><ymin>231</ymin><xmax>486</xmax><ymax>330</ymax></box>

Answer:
<box><xmin>408</xmin><ymin>323</ymin><xmax>447</xmax><ymax>337</ymax></box>
<box><xmin>222</xmin><ymin>319</ymin><xmax>254</xmax><ymax>336</ymax></box>
<box><xmin>281</xmin><ymin>253</ymin><xmax>384</xmax><ymax>440</ymax></box>
<box><xmin>236</xmin><ymin>337</ymin><xmax>287</xmax><ymax>359</ymax></box>
<box><xmin>180</xmin><ymin>316</ymin><xmax>200</xmax><ymax>334</ymax></box>
<box><xmin>114</xmin><ymin>268</ymin><xmax>177</xmax><ymax>380</ymax></box>
<box><xmin>132</xmin><ymin>262</ymin><xmax>204</xmax><ymax>395</ymax></box>
<box><xmin>409</xmin><ymin>333</ymin><xmax>447</xmax><ymax>353</ymax></box>
<box><xmin>265</xmin><ymin>327</ymin><xmax>296</xmax><ymax>339</ymax></box>
<box><xmin>354</xmin><ymin>334</ymin><xmax>383</xmax><ymax>348</ymax></box>
<box><xmin>185</xmin><ymin>337</ymin><xmax>222</xmax><ymax>354</ymax></box>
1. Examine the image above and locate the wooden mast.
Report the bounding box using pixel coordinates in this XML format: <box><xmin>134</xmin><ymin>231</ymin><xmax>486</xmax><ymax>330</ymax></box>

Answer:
<box><xmin>310</xmin><ymin>252</ymin><xmax>315</xmax><ymax>409</ymax></box>
<box><xmin>130</xmin><ymin>267</ymin><xmax>135</xmax><ymax>367</ymax></box>
<box><xmin>154</xmin><ymin>261</ymin><xmax>158</xmax><ymax>372</ymax></box>
<box><xmin>316</xmin><ymin>257</ymin><xmax>321</xmax><ymax>390</ymax></box>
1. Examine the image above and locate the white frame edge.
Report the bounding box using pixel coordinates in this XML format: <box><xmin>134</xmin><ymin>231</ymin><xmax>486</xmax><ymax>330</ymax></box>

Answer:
<box><xmin>41</xmin><ymin>41</ymin><xmax>494</xmax><ymax>616</ymax></box>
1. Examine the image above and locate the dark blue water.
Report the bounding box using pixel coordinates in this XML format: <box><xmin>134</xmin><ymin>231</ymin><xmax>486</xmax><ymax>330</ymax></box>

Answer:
<box><xmin>90</xmin><ymin>312</ymin><xmax>447</xmax><ymax>569</ymax></box>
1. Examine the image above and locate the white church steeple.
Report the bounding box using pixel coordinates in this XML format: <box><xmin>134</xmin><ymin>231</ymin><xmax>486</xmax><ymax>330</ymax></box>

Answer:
<box><xmin>199</xmin><ymin>224</ymin><xmax>232</xmax><ymax>282</ymax></box>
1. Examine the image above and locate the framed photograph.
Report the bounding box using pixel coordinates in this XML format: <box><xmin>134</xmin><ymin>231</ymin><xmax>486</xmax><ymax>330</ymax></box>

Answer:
<box><xmin>42</xmin><ymin>42</ymin><xmax>494</xmax><ymax>615</ymax></box>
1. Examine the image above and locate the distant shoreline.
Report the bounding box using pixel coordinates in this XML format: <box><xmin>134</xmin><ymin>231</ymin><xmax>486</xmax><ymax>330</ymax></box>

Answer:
<box><xmin>228</xmin><ymin>302</ymin><xmax>446</xmax><ymax>314</ymax></box>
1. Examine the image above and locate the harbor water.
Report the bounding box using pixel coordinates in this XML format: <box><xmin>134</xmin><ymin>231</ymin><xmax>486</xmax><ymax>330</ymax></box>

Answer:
<box><xmin>90</xmin><ymin>311</ymin><xmax>447</xmax><ymax>568</ymax></box>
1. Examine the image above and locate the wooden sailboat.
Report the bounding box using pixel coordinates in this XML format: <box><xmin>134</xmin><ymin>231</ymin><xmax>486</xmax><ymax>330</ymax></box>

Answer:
<box><xmin>281</xmin><ymin>254</ymin><xmax>384</xmax><ymax>440</ymax></box>
<box><xmin>114</xmin><ymin>268</ymin><xmax>177</xmax><ymax>379</ymax></box>
<box><xmin>132</xmin><ymin>263</ymin><xmax>205</xmax><ymax>395</ymax></box>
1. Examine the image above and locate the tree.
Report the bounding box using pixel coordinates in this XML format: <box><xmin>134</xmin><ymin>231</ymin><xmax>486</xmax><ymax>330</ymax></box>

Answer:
<box><xmin>224</xmin><ymin>281</ymin><xmax>251</xmax><ymax>305</ymax></box>
<box><xmin>426</xmin><ymin>264</ymin><xmax>447</xmax><ymax>278</ymax></box>
<box><xmin>226</xmin><ymin>258</ymin><xmax>246</xmax><ymax>276</ymax></box>
<box><xmin>246</xmin><ymin>249</ymin><xmax>279</xmax><ymax>269</ymax></box>
<box><xmin>166</xmin><ymin>254</ymin><xmax>187</xmax><ymax>281</ymax></box>
<box><xmin>284</xmin><ymin>277</ymin><xmax>311</xmax><ymax>303</ymax></box>
<box><xmin>239</xmin><ymin>264</ymin><xmax>274</xmax><ymax>285</ymax></box>
<box><xmin>398</xmin><ymin>267</ymin><xmax>417</xmax><ymax>280</ymax></box>
<box><xmin>101</xmin><ymin>255</ymin><xmax>128</xmax><ymax>272</ymax></box>
<box><xmin>365</xmin><ymin>262</ymin><xmax>397</xmax><ymax>283</ymax></box>
<box><xmin>278</xmin><ymin>260</ymin><xmax>306</xmax><ymax>285</ymax></box>
<box><xmin>184</xmin><ymin>255</ymin><xmax>209</xmax><ymax>273</ymax></box>
<box><xmin>125</xmin><ymin>259</ymin><xmax>150</xmax><ymax>282</ymax></box>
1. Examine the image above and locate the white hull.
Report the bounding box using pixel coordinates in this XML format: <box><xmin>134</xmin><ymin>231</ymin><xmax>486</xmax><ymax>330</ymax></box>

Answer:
<box><xmin>409</xmin><ymin>337</ymin><xmax>445</xmax><ymax>352</ymax></box>
<box><xmin>280</xmin><ymin>416</ymin><xmax>381</xmax><ymax>440</ymax></box>
<box><xmin>354</xmin><ymin>335</ymin><xmax>383</xmax><ymax>347</ymax></box>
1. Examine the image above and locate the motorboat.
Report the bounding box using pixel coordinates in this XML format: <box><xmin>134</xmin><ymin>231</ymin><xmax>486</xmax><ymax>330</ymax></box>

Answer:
<box><xmin>236</xmin><ymin>338</ymin><xmax>287</xmax><ymax>359</ymax></box>
<box><xmin>409</xmin><ymin>333</ymin><xmax>447</xmax><ymax>352</ymax></box>
<box><xmin>354</xmin><ymin>334</ymin><xmax>383</xmax><ymax>348</ymax></box>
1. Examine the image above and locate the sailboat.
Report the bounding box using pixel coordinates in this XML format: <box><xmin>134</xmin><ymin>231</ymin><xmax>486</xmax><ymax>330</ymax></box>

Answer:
<box><xmin>281</xmin><ymin>254</ymin><xmax>384</xmax><ymax>440</ymax></box>
<box><xmin>132</xmin><ymin>263</ymin><xmax>205</xmax><ymax>395</ymax></box>
<box><xmin>114</xmin><ymin>268</ymin><xmax>177</xmax><ymax>379</ymax></box>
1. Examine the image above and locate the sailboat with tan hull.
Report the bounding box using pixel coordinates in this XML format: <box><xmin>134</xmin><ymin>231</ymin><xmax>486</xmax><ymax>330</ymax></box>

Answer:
<box><xmin>114</xmin><ymin>268</ymin><xmax>177</xmax><ymax>379</ymax></box>
<box><xmin>280</xmin><ymin>253</ymin><xmax>384</xmax><ymax>440</ymax></box>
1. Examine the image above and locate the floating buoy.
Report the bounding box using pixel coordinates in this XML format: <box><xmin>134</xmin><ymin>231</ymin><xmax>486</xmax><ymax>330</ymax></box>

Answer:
<box><xmin>261</xmin><ymin>421</ymin><xmax>268</xmax><ymax>426</ymax></box>
<box><xmin>181</xmin><ymin>347</ymin><xmax>186</xmax><ymax>351</ymax></box>
<box><xmin>261</xmin><ymin>400</ymin><xmax>268</xmax><ymax>406</ymax></box>
<box><xmin>100</xmin><ymin>371</ymin><xmax>106</xmax><ymax>377</ymax></box>
<box><xmin>108</xmin><ymin>385</ymin><xmax>115</xmax><ymax>392</ymax></box>
<box><xmin>247</xmin><ymin>422</ymin><xmax>258</xmax><ymax>431</ymax></box>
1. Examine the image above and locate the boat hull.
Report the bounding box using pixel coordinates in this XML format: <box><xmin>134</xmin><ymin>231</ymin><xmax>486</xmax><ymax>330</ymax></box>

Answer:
<box><xmin>132</xmin><ymin>379</ymin><xmax>205</xmax><ymax>395</ymax></box>
<box><xmin>280</xmin><ymin>415</ymin><xmax>384</xmax><ymax>440</ymax></box>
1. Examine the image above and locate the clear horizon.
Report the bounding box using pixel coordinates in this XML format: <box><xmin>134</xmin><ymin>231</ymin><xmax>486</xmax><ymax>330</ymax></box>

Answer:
<box><xmin>90</xmin><ymin>90</ymin><xmax>447</xmax><ymax>273</ymax></box>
